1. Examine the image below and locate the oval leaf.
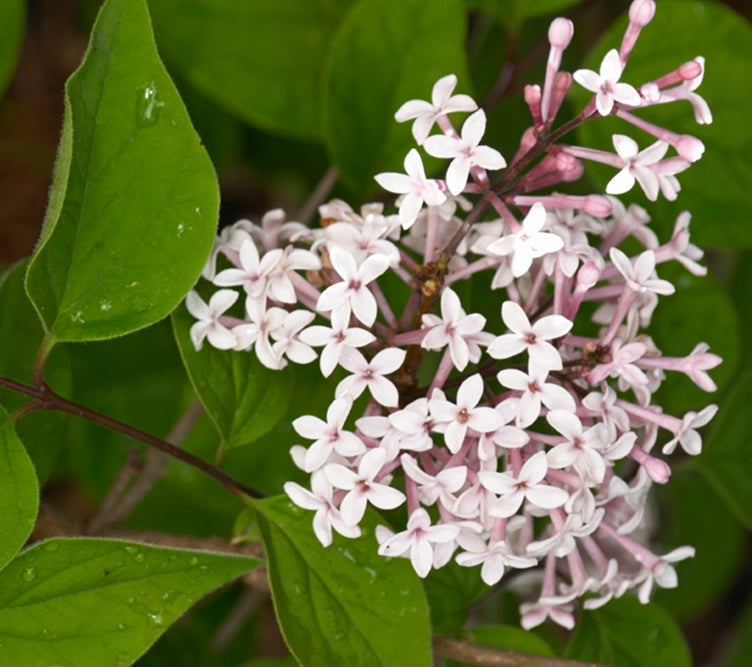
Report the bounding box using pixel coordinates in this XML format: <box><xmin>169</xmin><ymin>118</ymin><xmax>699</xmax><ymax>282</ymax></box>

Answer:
<box><xmin>25</xmin><ymin>0</ymin><xmax>219</xmax><ymax>343</ymax></box>
<box><xmin>149</xmin><ymin>0</ymin><xmax>353</xmax><ymax>141</ymax></box>
<box><xmin>573</xmin><ymin>1</ymin><xmax>752</xmax><ymax>248</ymax></box>
<box><xmin>172</xmin><ymin>303</ymin><xmax>292</xmax><ymax>450</ymax></box>
<box><xmin>256</xmin><ymin>495</ymin><xmax>432</xmax><ymax>667</ymax></box>
<box><xmin>698</xmin><ymin>372</ymin><xmax>752</xmax><ymax>528</ymax></box>
<box><xmin>324</xmin><ymin>0</ymin><xmax>470</xmax><ymax>193</ymax></box>
<box><xmin>0</xmin><ymin>411</ymin><xmax>39</xmax><ymax>572</ymax></box>
<box><xmin>0</xmin><ymin>538</ymin><xmax>259</xmax><ymax>665</ymax></box>
<box><xmin>565</xmin><ymin>597</ymin><xmax>690</xmax><ymax>666</ymax></box>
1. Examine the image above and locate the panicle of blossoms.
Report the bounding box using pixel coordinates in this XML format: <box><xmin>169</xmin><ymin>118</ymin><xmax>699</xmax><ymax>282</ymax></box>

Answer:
<box><xmin>186</xmin><ymin>0</ymin><xmax>719</xmax><ymax>630</ymax></box>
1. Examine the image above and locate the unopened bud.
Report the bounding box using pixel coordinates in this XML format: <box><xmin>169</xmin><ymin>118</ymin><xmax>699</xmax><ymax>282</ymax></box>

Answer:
<box><xmin>675</xmin><ymin>135</ymin><xmax>705</xmax><ymax>162</ymax></box>
<box><xmin>548</xmin><ymin>18</ymin><xmax>574</xmax><ymax>49</ymax></box>
<box><xmin>576</xmin><ymin>262</ymin><xmax>601</xmax><ymax>291</ymax></box>
<box><xmin>583</xmin><ymin>195</ymin><xmax>613</xmax><ymax>218</ymax></box>
<box><xmin>628</xmin><ymin>0</ymin><xmax>656</xmax><ymax>27</ymax></box>
<box><xmin>678</xmin><ymin>60</ymin><xmax>702</xmax><ymax>81</ymax></box>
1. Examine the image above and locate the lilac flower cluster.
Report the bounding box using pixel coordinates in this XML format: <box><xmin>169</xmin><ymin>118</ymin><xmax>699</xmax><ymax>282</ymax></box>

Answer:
<box><xmin>187</xmin><ymin>0</ymin><xmax>720</xmax><ymax>629</ymax></box>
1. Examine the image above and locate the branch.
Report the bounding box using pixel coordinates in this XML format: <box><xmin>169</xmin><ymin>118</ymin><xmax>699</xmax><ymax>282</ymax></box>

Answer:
<box><xmin>0</xmin><ymin>375</ymin><xmax>264</xmax><ymax>501</ymax></box>
<box><xmin>433</xmin><ymin>636</ymin><xmax>607</xmax><ymax>667</ymax></box>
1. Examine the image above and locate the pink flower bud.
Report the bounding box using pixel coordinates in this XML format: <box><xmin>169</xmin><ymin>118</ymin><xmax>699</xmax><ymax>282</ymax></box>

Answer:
<box><xmin>675</xmin><ymin>135</ymin><xmax>705</xmax><ymax>162</ymax></box>
<box><xmin>678</xmin><ymin>60</ymin><xmax>703</xmax><ymax>81</ymax></box>
<box><xmin>576</xmin><ymin>262</ymin><xmax>600</xmax><ymax>291</ymax></box>
<box><xmin>548</xmin><ymin>18</ymin><xmax>574</xmax><ymax>49</ymax></box>
<box><xmin>628</xmin><ymin>0</ymin><xmax>656</xmax><ymax>27</ymax></box>
<box><xmin>583</xmin><ymin>195</ymin><xmax>613</xmax><ymax>217</ymax></box>
<box><xmin>642</xmin><ymin>456</ymin><xmax>671</xmax><ymax>484</ymax></box>
<box><xmin>640</xmin><ymin>82</ymin><xmax>660</xmax><ymax>103</ymax></box>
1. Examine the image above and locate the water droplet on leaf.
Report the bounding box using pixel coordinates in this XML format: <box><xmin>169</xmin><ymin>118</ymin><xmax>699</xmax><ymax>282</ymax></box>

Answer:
<box><xmin>21</xmin><ymin>567</ymin><xmax>36</xmax><ymax>582</ymax></box>
<box><xmin>136</xmin><ymin>82</ymin><xmax>165</xmax><ymax>127</ymax></box>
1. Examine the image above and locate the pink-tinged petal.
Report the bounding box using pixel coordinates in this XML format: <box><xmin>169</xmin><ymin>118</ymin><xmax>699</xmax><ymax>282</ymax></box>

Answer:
<box><xmin>411</xmin><ymin>539</ymin><xmax>434</xmax><ymax>578</ymax></box>
<box><xmin>404</xmin><ymin>148</ymin><xmax>427</xmax><ymax>180</ymax></box>
<box><xmin>457</xmin><ymin>374</ymin><xmax>484</xmax><ymax>408</ymax></box>
<box><xmin>541</xmin><ymin>383</ymin><xmax>576</xmax><ymax>411</ymax></box>
<box><xmin>340</xmin><ymin>491</ymin><xmax>368</xmax><ymax>526</ymax></box>
<box><xmin>486</xmin><ymin>235</ymin><xmax>515</xmax><ymax>256</ymax></box>
<box><xmin>423</xmin><ymin>134</ymin><xmax>461</xmax><ymax>159</ymax></box>
<box><xmin>339</xmin><ymin>348</ymin><xmax>367</xmax><ymax>373</ymax></box>
<box><xmin>210</xmin><ymin>289</ymin><xmax>240</xmax><ymax>313</ymax></box>
<box><xmin>444</xmin><ymin>93</ymin><xmax>478</xmax><ymax>114</ymax></box>
<box><xmin>425</xmin><ymin>523</ymin><xmax>460</xmax><ymax>543</ymax></box>
<box><xmin>401</xmin><ymin>454</ymin><xmax>434</xmax><ymax>485</ymax></box>
<box><xmin>444</xmin><ymin>421</ymin><xmax>468</xmax><ymax>453</ymax></box>
<box><xmin>595</xmin><ymin>91</ymin><xmax>615</xmax><ymax>117</ymax></box>
<box><xmin>522</xmin><ymin>203</ymin><xmax>548</xmax><ymax>233</ymax></box>
<box><xmin>529</xmin><ymin>231</ymin><xmax>564</xmax><ymax>256</ymax></box>
<box><xmin>633</xmin><ymin>166</ymin><xmax>660</xmax><ymax>201</ymax></box>
<box><xmin>633</xmin><ymin>250</ymin><xmax>656</xmax><ymax>281</ymax></box>
<box><xmin>411</xmin><ymin>116</ymin><xmax>436</xmax><ymax>145</ymax></box>
<box><xmin>316</xmin><ymin>282</ymin><xmax>349</xmax><ymax>314</ymax></box>
<box><xmin>335</xmin><ymin>432</ymin><xmax>366</xmax><ymax>458</ymax></box>
<box><xmin>369</xmin><ymin>376</ymin><xmax>399</xmax><ymax>407</ymax></box>
<box><xmin>303</xmin><ymin>440</ymin><xmax>333</xmax><ymax>472</ymax></box>
<box><xmin>432</xmin><ymin>74</ymin><xmax>458</xmax><ymax>105</ymax></box>
<box><xmin>350</xmin><ymin>289</ymin><xmax>377</xmax><ymax>327</ymax></box>
<box><xmin>372</xmin><ymin>347</ymin><xmax>407</xmax><ymax>373</ymax></box>
<box><xmin>284</xmin><ymin>482</ymin><xmax>322</xmax><ymax>511</ymax></box>
<box><xmin>511</xmin><ymin>246</ymin><xmax>534</xmax><ymax>277</ymax></box>
<box><xmin>329</xmin><ymin>245</ymin><xmax>356</xmax><ymax>281</ymax></box>
<box><xmin>547</xmin><ymin>410</ymin><xmax>582</xmax><ymax>440</ymax></box>
<box><xmin>606</xmin><ymin>167</ymin><xmax>636</xmax><ymax>195</ymax></box>
<box><xmin>319</xmin><ymin>344</ymin><xmax>341</xmax><ymax>377</ymax></box>
<box><xmin>639</xmin><ymin>140</ymin><xmax>670</xmax><ymax>165</ymax></box>
<box><xmin>440</xmin><ymin>287</ymin><xmax>463</xmax><ymax>321</ymax></box>
<box><xmin>490</xmin><ymin>491</ymin><xmax>525</xmax><ymax>518</ymax></box>
<box><xmin>311</xmin><ymin>510</ymin><xmax>334</xmax><ymax>547</ymax></box>
<box><xmin>520</xmin><ymin>451</ymin><xmax>549</xmax><ymax>484</ymax></box>
<box><xmin>473</xmin><ymin>145</ymin><xmax>506</xmax><ymax>171</ymax></box>
<box><xmin>468</xmin><ymin>407</ymin><xmax>504</xmax><ymax>433</ymax></box>
<box><xmin>438</xmin><ymin>466</ymin><xmax>468</xmax><ymax>492</ymax></box>
<box><xmin>298</xmin><ymin>325</ymin><xmax>332</xmax><ymax>347</ymax></box>
<box><xmin>456</xmin><ymin>313</ymin><xmax>486</xmax><ymax>336</ymax></box>
<box><xmin>422</xmin><ymin>327</ymin><xmax>451</xmax><ymax>351</ymax></box>
<box><xmin>462</xmin><ymin>109</ymin><xmax>487</xmax><ymax>145</ymax></box>
<box><xmin>572</xmin><ymin>68</ymin><xmax>600</xmax><ymax>93</ymax></box>
<box><xmin>359</xmin><ymin>446</ymin><xmax>388</xmax><ymax>479</ymax></box>
<box><xmin>497</xmin><ymin>368</ymin><xmax>528</xmax><ymax>391</ymax></box>
<box><xmin>207</xmin><ymin>325</ymin><xmax>237</xmax><ymax>350</ymax></box>
<box><xmin>446</xmin><ymin>157</ymin><xmax>471</xmax><ymax>196</ymax></box>
<box><xmin>335</xmin><ymin>375</ymin><xmax>366</xmax><ymax>401</ymax></box>
<box><xmin>478</xmin><ymin>470</ymin><xmax>516</xmax><ymax>495</ymax></box>
<box><xmin>399</xmin><ymin>192</ymin><xmax>423</xmax><ymax>229</ymax></box>
<box><xmin>600</xmin><ymin>49</ymin><xmax>623</xmax><ymax>82</ymax></box>
<box><xmin>612</xmin><ymin>83</ymin><xmax>641</xmax><ymax>107</ymax></box>
<box><xmin>359</xmin><ymin>253</ymin><xmax>392</xmax><ymax>284</ymax></box>
<box><xmin>501</xmin><ymin>301</ymin><xmax>531</xmax><ymax>335</ymax></box>
<box><xmin>533</xmin><ymin>313</ymin><xmax>573</xmax><ymax>340</ymax></box>
<box><xmin>530</xmin><ymin>341</ymin><xmax>563</xmax><ymax>370</ymax></box>
<box><xmin>516</xmin><ymin>391</ymin><xmax>541</xmax><ymax>428</ymax></box>
<box><xmin>327</xmin><ymin>395</ymin><xmax>353</xmax><ymax>429</ymax></box>
<box><xmin>344</xmin><ymin>327</ymin><xmax>376</xmax><ymax>347</ymax></box>
<box><xmin>292</xmin><ymin>415</ymin><xmax>327</xmax><ymax>440</ymax></box>
<box><xmin>612</xmin><ymin>134</ymin><xmax>639</xmax><ymax>160</ymax></box>
<box><xmin>374</xmin><ymin>172</ymin><xmax>412</xmax><ymax>194</ymax></box>
<box><xmin>526</xmin><ymin>484</ymin><xmax>569</xmax><ymax>509</ymax></box>
<box><xmin>487</xmin><ymin>334</ymin><xmax>527</xmax><ymax>360</ymax></box>
<box><xmin>324</xmin><ymin>462</ymin><xmax>357</xmax><ymax>490</ymax></box>
<box><xmin>480</xmin><ymin>557</ymin><xmax>505</xmax><ymax>585</ymax></box>
<box><xmin>368</xmin><ymin>483</ymin><xmax>407</xmax><ymax>510</ymax></box>
<box><xmin>423</xmin><ymin>181</ymin><xmax>447</xmax><ymax>207</ymax></box>
<box><xmin>185</xmin><ymin>291</ymin><xmax>210</xmax><ymax>319</ymax></box>
<box><xmin>189</xmin><ymin>322</ymin><xmax>208</xmax><ymax>350</ymax></box>
<box><xmin>394</xmin><ymin>99</ymin><xmax>433</xmax><ymax>122</ymax></box>
<box><xmin>493</xmin><ymin>426</ymin><xmax>529</xmax><ymax>449</ymax></box>
<box><xmin>429</xmin><ymin>398</ymin><xmax>459</xmax><ymax>423</ymax></box>
<box><xmin>378</xmin><ymin>531</ymin><xmax>413</xmax><ymax>557</ymax></box>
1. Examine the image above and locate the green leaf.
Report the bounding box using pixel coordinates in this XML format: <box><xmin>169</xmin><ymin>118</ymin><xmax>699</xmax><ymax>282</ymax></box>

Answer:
<box><xmin>324</xmin><ymin>0</ymin><xmax>469</xmax><ymax>193</ymax></box>
<box><xmin>652</xmin><ymin>468</ymin><xmax>745</xmax><ymax>621</ymax></box>
<box><xmin>565</xmin><ymin>597</ymin><xmax>690</xmax><ymax>667</ymax></box>
<box><xmin>726</xmin><ymin>595</ymin><xmax>752</xmax><ymax>667</ymax></box>
<box><xmin>25</xmin><ymin>0</ymin><xmax>218</xmax><ymax>343</ymax></box>
<box><xmin>698</xmin><ymin>372</ymin><xmax>752</xmax><ymax>528</ymax></box>
<box><xmin>256</xmin><ymin>495</ymin><xmax>432</xmax><ymax>667</ymax></box>
<box><xmin>0</xmin><ymin>262</ymin><xmax>72</xmax><ymax>481</ymax></box>
<box><xmin>0</xmin><ymin>538</ymin><xmax>259</xmax><ymax>666</ymax></box>
<box><xmin>0</xmin><ymin>0</ymin><xmax>24</xmax><ymax>97</ymax></box>
<box><xmin>649</xmin><ymin>264</ymin><xmax>740</xmax><ymax>414</ymax></box>
<box><xmin>172</xmin><ymin>303</ymin><xmax>292</xmax><ymax>450</ymax></box>
<box><xmin>149</xmin><ymin>0</ymin><xmax>353</xmax><ymax>141</ymax></box>
<box><xmin>424</xmin><ymin>560</ymin><xmax>488</xmax><ymax>634</ymax></box>
<box><xmin>0</xmin><ymin>409</ymin><xmax>39</xmax><ymax>572</ymax></box>
<box><xmin>466</xmin><ymin>0</ymin><xmax>579</xmax><ymax>25</ymax></box>
<box><xmin>573</xmin><ymin>0</ymin><xmax>752</xmax><ymax>248</ymax></box>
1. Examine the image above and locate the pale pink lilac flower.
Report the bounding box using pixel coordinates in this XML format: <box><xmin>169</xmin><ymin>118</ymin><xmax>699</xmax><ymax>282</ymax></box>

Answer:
<box><xmin>456</xmin><ymin>538</ymin><xmax>537</xmax><ymax>585</ymax></box>
<box><xmin>496</xmin><ymin>366</ymin><xmax>576</xmax><ymax>428</ymax></box>
<box><xmin>336</xmin><ymin>347</ymin><xmax>407</xmax><ymax>408</ymax></box>
<box><xmin>186</xmin><ymin>290</ymin><xmax>238</xmax><ymax>351</ymax></box>
<box><xmin>573</xmin><ymin>48</ymin><xmax>641</xmax><ymax>116</ymax></box>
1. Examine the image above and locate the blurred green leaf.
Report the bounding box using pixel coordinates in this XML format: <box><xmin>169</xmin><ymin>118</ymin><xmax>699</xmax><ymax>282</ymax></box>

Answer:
<box><xmin>573</xmin><ymin>0</ymin><xmax>752</xmax><ymax>248</ymax></box>
<box><xmin>446</xmin><ymin>624</ymin><xmax>556</xmax><ymax>667</ymax></box>
<box><xmin>172</xmin><ymin>303</ymin><xmax>292</xmax><ymax>451</ymax></box>
<box><xmin>257</xmin><ymin>495</ymin><xmax>432</xmax><ymax>667</ymax></box>
<box><xmin>725</xmin><ymin>595</ymin><xmax>752</xmax><ymax>667</ymax></box>
<box><xmin>0</xmin><ymin>409</ymin><xmax>39</xmax><ymax>572</ymax></box>
<box><xmin>653</xmin><ymin>468</ymin><xmax>745</xmax><ymax>621</ymax></box>
<box><xmin>0</xmin><ymin>538</ymin><xmax>258</xmax><ymax>666</ymax></box>
<box><xmin>424</xmin><ymin>560</ymin><xmax>488</xmax><ymax>634</ymax></box>
<box><xmin>0</xmin><ymin>262</ymin><xmax>72</xmax><ymax>481</ymax></box>
<box><xmin>466</xmin><ymin>0</ymin><xmax>578</xmax><ymax>25</ymax></box>
<box><xmin>565</xmin><ymin>596</ymin><xmax>690</xmax><ymax>666</ymax></box>
<box><xmin>149</xmin><ymin>0</ymin><xmax>353</xmax><ymax>141</ymax></box>
<box><xmin>650</xmin><ymin>263</ymin><xmax>740</xmax><ymax>414</ymax></box>
<box><xmin>25</xmin><ymin>0</ymin><xmax>218</xmax><ymax>343</ymax></box>
<box><xmin>698</xmin><ymin>372</ymin><xmax>752</xmax><ymax>528</ymax></box>
<box><xmin>324</xmin><ymin>0</ymin><xmax>470</xmax><ymax>193</ymax></box>
<box><xmin>60</xmin><ymin>320</ymin><xmax>191</xmax><ymax>500</ymax></box>
<box><xmin>0</xmin><ymin>0</ymin><xmax>24</xmax><ymax>97</ymax></box>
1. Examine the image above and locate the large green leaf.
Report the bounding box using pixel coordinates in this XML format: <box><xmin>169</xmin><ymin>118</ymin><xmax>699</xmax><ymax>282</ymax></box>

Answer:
<box><xmin>565</xmin><ymin>597</ymin><xmax>690</xmax><ymax>667</ymax></box>
<box><xmin>25</xmin><ymin>0</ymin><xmax>218</xmax><ymax>343</ymax></box>
<box><xmin>149</xmin><ymin>0</ymin><xmax>353</xmax><ymax>141</ymax></box>
<box><xmin>573</xmin><ymin>1</ymin><xmax>752</xmax><ymax>247</ymax></box>
<box><xmin>652</xmin><ymin>468</ymin><xmax>745</xmax><ymax>621</ymax></box>
<box><xmin>172</xmin><ymin>303</ymin><xmax>292</xmax><ymax>451</ymax></box>
<box><xmin>0</xmin><ymin>262</ymin><xmax>72</xmax><ymax>482</ymax></box>
<box><xmin>446</xmin><ymin>625</ymin><xmax>556</xmax><ymax>667</ymax></box>
<box><xmin>324</xmin><ymin>0</ymin><xmax>470</xmax><ymax>193</ymax></box>
<box><xmin>256</xmin><ymin>495</ymin><xmax>432</xmax><ymax>667</ymax></box>
<box><xmin>424</xmin><ymin>560</ymin><xmax>488</xmax><ymax>634</ymax></box>
<box><xmin>0</xmin><ymin>538</ymin><xmax>258</xmax><ymax>666</ymax></box>
<box><xmin>698</xmin><ymin>373</ymin><xmax>752</xmax><ymax>528</ymax></box>
<box><xmin>466</xmin><ymin>0</ymin><xmax>579</xmax><ymax>25</ymax></box>
<box><xmin>0</xmin><ymin>0</ymin><xmax>24</xmax><ymax>97</ymax></box>
<box><xmin>0</xmin><ymin>409</ymin><xmax>39</xmax><ymax>572</ymax></box>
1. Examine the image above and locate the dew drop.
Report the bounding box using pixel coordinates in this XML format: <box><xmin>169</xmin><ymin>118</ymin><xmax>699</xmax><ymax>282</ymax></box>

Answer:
<box><xmin>117</xmin><ymin>623</ymin><xmax>126</xmax><ymax>631</ymax></box>
<box><xmin>20</xmin><ymin>567</ymin><xmax>36</xmax><ymax>582</ymax></box>
<box><xmin>134</xmin><ymin>553</ymin><xmax>145</xmax><ymax>563</ymax></box>
<box><xmin>177</xmin><ymin>222</ymin><xmax>185</xmax><ymax>237</ymax></box>
<box><xmin>100</xmin><ymin>300</ymin><xmax>112</xmax><ymax>312</ymax></box>
<box><xmin>124</xmin><ymin>545</ymin><xmax>137</xmax><ymax>554</ymax></box>
<box><xmin>136</xmin><ymin>82</ymin><xmax>165</xmax><ymax>127</ymax></box>
<box><xmin>70</xmin><ymin>310</ymin><xmax>85</xmax><ymax>324</ymax></box>
<box><xmin>148</xmin><ymin>611</ymin><xmax>164</xmax><ymax>626</ymax></box>
<box><xmin>43</xmin><ymin>542</ymin><xmax>59</xmax><ymax>552</ymax></box>
<box><xmin>189</xmin><ymin>556</ymin><xmax>199</xmax><ymax>566</ymax></box>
